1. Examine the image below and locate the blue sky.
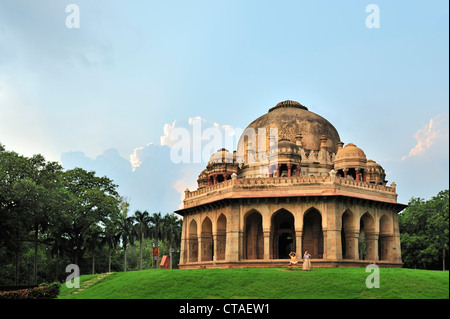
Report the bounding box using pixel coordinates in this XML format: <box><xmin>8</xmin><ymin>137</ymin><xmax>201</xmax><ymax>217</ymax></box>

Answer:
<box><xmin>0</xmin><ymin>1</ymin><xmax>448</xmax><ymax>215</ymax></box>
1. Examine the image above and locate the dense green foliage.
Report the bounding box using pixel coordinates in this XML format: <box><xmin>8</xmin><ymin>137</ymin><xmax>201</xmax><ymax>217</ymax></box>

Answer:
<box><xmin>399</xmin><ymin>190</ymin><xmax>449</xmax><ymax>270</ymax></box>
<box><xmin>0</xmin><ymin>143</ymin><xmax>181</xmax><ymax>286</ymax></box>
<box><xmin>58</xmin><ymin>267</ymin><xmax>449</xmax><ymax>299</ymax></box>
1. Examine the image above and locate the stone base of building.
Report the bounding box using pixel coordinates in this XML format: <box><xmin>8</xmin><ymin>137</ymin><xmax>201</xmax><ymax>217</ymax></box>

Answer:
<box><xmin>179</xmin><ymin>259</ymin><xmax>403</xmax><ymax>269</ymax></box>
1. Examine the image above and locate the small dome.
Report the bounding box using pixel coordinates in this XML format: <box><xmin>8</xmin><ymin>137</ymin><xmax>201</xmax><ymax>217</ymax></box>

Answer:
<box><xmin>367</xmin><ymin>159</ymin><xmax>381</xmax><ymax>167</ymax></box>
<box><xmin>209</xmin><ymin>148</ymin><xmax>234</xmax><ymax>164</ymax></box>
<box><xmin>277</xmin><ymin>138</ymin><xmax>298</xmax><ymax>153</ymax></box>
<box><xmin>334</xmin><ymin>143</ymin><xmax>367</xmax><ymax>170</ymax></box>
<box><xmin>335</xmin><ymin>143</ymin><xmax>367</xmax><ymax>161</ymax></box>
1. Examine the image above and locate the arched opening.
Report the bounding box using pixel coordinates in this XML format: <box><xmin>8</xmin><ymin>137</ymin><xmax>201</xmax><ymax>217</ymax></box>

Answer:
<box><xmin>201</xmin><ymin>217</ymin><xmax>213</xmax><ymax>261</ymax></box>
<box><xmin>188</xmin><ymin>219</ymin><xmax>198</xmax><ymax>262</ymax></box>
<box><xmin>216</xmin><ymin>214</ymin><xmax>227</xmax><ymax>261</ymax></box>
<box><xmin>302</xmin><ymin>208</ymin><xmax>323</xmax><ymax>259</ymax></box>
<box><xmin>279</xmin><ymin>164</ymin><xmax>289</xmax><ymax>177</ymax></box>
<box><xmin>379</xmin><ymin>214</ymin><xmax>391</xmax><ymax>261</ymax></box>
<box><xmin>244</xmin><ymin>211</ymin><xmax>264</xmax><ymax>259</ymax></box>
<box><xmin>359</xmin><ymin>212</ymin><xmax>375</xmax><ymax>260</ymax></box>
<box><xmin>271</xmin><ymin>209</ymin><xmax>295</xmax><ymax>259</ymax></box>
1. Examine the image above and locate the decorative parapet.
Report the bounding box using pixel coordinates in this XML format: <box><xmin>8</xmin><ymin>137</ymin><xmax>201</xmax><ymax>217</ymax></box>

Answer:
<box><xmin>183</xmin><ymin>173</ymin><xmax>398</xmax><ymax>209</ymax></box>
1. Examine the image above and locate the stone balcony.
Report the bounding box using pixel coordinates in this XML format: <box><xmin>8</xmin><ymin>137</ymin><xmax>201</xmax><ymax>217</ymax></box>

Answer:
<box><xmin>183</xmin><ymin>173</ymin><xmax>398</xmax><ymax>209</ymax></box>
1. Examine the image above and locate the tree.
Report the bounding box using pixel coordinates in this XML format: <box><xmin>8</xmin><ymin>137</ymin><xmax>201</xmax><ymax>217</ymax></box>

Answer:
<box><xmin>132</xmin><ymin>210</ymin><xmax>152</xmax><ymax>270</ymax></box>
<box><xmin>60</xmin><ymin>168</ymin><xmax>121</xmax><ymax>267</ymax></box>
<box><xmin>162</xmin><ymin>213</ymin><xmax>182</xmax><ymax>269</ymax></box>
<box><xmin>399</xmin><ymin>190</ymin><xmax>449</xmax><ymax>270</ymax></box>
<box><xmin>150</xmin><ymin>212</ymin><xmax>164</xmax><ymax>268</ymax></box>
<box><xmin>118</xmin><ymin>209</ymin><xmax>135</xmax><ymax>272</ymax></box>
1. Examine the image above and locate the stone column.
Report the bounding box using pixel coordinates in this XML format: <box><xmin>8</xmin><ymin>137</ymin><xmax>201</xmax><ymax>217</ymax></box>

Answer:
<box><xmin>392</xmin><ymin>213</ymin><xmax>402</xmax><ymax>263</ymax></box>
<box><xmin>324</xmin><ymin>201</ymin><xmax>342</xmax><ymax>260</ymax></box>
<box><xmin>343</xmin><ymin>169</ymin><xmax>348</xmax><ymax>178</ymax></box>
<box><xmin>263</xmin><ymin>231</ymin><xmax>270</xmax><ymax>260</ymax></box>
<box><xmin>276</xmin><ymin>164</ymin><xmax>281</xmax><ymax>178</ymax></box>
<box><xmin>295</xmin><ymin>230</ymin><xmax>302</xmax><ymax>259</ymax></box>
<box><xmin>213</xmin><ymin>233</ymin><xmax>218</xmax><ymax>262</ymax></box>
<box><xmin>365</xmin><ymin>232</ymin><xmax>379</xmax><ymax>261</ymax></box>
<box><xmin>179</xmin><ymin>220</ymin><xmax>187</xmax><ymax>265</ymax></box>
<box><xmin>344</xmin><ymin>231</ymin><xmax>359</xmax><ymax>259</ymax></box>
<box><xmin>225</xmin><ymin>203</ymin><xmax>240</xmax><ymax>262</ymax></box>
<box><xmin>198</xmin><ymin>236</ymin><xmax>203</xmax><ymax>262</ymax></box>
<box><xmin>287</xmin><ymin>163</ymin><xmax>292</xmax><ymax>177</ymax></box>
<box><xmin>379</xmin><ymin>234</ymin><xmax>392</xmax><ymax>261</ymax></box>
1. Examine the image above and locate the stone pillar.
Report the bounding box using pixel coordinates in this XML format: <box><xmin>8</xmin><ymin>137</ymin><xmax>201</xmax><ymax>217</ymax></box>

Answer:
<box><xmin>263</xmin><ymin>231</ymin><xmax>270</xmax><ymax>260</ymax></box>
<box><xmin>213</xmin><ymin>233</ymin><xmax>218</xmax><ymax>262</ymax></box>
<box><xmin>276</xmin><ymin>164</ymin><xmax>281</xmax><ymax>178</ymax></box>
<box><xmin>379</xmin><ymin>234</ymin><xmax>392</xmax><ymax>261</ymax></box>
<box><xmin>179</xmin><ymin>220</ymin><xmax>187</xmax><ymax>265</ymax></box>
<box><xmin>295</xmin><ymin>230</ymin><xmax>302</xmax><ymax>259</ymax></box>
<box><xmin>343</xmin><ymin>169</ymin><xmax>348</xmax><ymax>178</ymax></box>
<box><xmin>392</xmin><ymin>213</ymin><xmax>402</xmax><ymax>263</ymax></box>
<box><xmin>325</xmin><ymin>201</ymin><xmax>342</xmax><ymax>260</ymax></box>
<box><xmin>344</xmin><ymin>231</ymin><xmax>359</xmax><ymax>259</ymax></box>
<box><xmin>197</xmin><ymin>236</ymin><xmax>203</xmax><ymax>262</ymax></box>
<box><xmin>213</xmin><ymin>174</ymin><xmax>218</xmax><ymax>185</ymax></box>
<box><xmin>365</xmin><ymin>233</ymin><xmax>379</xmax><ymax>261</ymax></box>
<box><xmin>287</xmin><ymin>163</ymin><xmax>292</xmax><ymax>177</ymax></box>
<box><xmin>225</xmin><ymin>203</ymin><xmax>240</xmax><ymax>262</ymax></box>
<box><xmin>355</xmin><ymin>169</ymin><xmax>360</xmax><ymax>181</ymax></box>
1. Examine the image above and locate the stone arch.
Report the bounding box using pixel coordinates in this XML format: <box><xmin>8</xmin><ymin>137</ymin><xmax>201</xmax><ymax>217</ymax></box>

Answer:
<box><xmin>359</xmin><ymin>212</ymin><xmax>376</xmax><ymax>260</ymax></box>
<box><xmin>379</xmin><ymin>214</ymin><xmax>392</xmax><ymax>261</ymax></box>
<box><xmin>302</xmin><ymin>208</ymin><xmax>324</xmax><ymax>259</ymax></box>
<box><xmin>216</xmin><ymin>214</ymin><xmax>227</xmax><ymax>261</ymax></box>
<box><xmin>201</xmin><ymin>217</ymin><xmax>213</xmax><ymax>261</ymax></box>
<box><xmin>244</xmin><ymin>210</ymin><xmax>264</xmax><ymax>259</ymax></box>
<box><xmin>271</xmin><ymin>208</ymin><xmax>295</xmax><ymax>259</ymax></box>
<box><xmin>188</xmin><ymin>219</ymin><xmax>198</xmax><ymax>262</ymax></box>
<box><xmin>341</xmin><ymin>209</ymin><xmax>358</xmax><ymax>259</ymax></box>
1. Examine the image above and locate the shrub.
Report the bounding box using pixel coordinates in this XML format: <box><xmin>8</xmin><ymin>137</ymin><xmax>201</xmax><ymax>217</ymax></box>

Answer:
<box><xmin>0</xmin><ymin>283</ymin><xmax>60</xmax><ymax>299</ymax></box>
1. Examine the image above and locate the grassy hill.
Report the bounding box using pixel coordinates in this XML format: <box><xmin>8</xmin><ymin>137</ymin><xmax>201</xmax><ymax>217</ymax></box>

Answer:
<box><xmin>58</xmin><ymin>267</ymin><xmax>449</xmax><ymax>299</ymax></box>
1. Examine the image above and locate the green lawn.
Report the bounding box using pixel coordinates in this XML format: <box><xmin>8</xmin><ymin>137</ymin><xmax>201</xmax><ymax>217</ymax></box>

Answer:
<box><xmin>58</xmin><ymin>267</ymin><xmax>449</xmax><ymax>299</ymax></box>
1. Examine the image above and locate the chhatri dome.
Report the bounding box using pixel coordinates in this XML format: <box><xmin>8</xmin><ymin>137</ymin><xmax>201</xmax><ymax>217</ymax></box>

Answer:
<box><xmin>176</xmin><ymin>99</ymin><xmax>406</xmax><ymax>269</ymax></box>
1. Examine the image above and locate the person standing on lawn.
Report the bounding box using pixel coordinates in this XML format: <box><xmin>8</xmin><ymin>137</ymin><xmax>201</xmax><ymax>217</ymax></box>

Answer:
<box><xmin>302</xmin><ymin>251</ymin><xmax>311</xmax><ymax>271</ymax></box>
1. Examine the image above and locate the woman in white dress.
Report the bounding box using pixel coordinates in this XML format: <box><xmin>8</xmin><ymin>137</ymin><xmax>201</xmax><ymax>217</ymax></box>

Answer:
<box><xmin>302</xmin><ymin>251</ymin><xmax>311</xmax><ymax>271</ymax></box>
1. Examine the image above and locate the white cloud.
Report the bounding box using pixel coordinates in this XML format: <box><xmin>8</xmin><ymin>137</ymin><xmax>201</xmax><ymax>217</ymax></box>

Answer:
<box><xmin>401</xmin><ymin>113</ymin><xmax>449</xmax><ymax>161</ymax></box>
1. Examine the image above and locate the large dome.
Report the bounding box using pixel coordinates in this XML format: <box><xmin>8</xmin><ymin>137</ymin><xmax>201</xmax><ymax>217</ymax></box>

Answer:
<box><xmin>241</xmin><ymin>100</ymin><xmax>341</xmax><ymax>155</ymax></box>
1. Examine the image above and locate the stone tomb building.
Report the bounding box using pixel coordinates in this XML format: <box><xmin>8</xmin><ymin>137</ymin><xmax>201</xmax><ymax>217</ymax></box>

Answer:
<box><xmin>175</xmin><ymin>100</ymin><xmax>406</xmax><ymax>268</ymax></box>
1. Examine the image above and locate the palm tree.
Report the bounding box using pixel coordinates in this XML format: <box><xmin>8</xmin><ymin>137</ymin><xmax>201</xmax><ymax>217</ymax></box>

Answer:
<box><xmin>150</xmin><ymin>212</ymin><xmax>164</xmax><ymax>268</ymax></box>
<box><xmin>132</xmin><ymin>210</ymin><xmax>152</xmax><ymax>270</ymax></box>
<box><xmin>104</xmin><ymin>217</ymin><xmax>122</xmax><ymax>273</ymax></box>
<box><xmin>162</xmin><ymin>213</ymin><xmax>182</xmax><ymax>269</ymax></box>
<box><xmin>119</xmin><ymin>214</ymin><xmax>135</xmax><ymax>272</ymax></box>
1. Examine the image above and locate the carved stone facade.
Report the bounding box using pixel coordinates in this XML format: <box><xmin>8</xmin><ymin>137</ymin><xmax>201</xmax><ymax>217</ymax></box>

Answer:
<box><xmin>175</xmin><ymin>101</ymin><xmax>406</xmax><ymax>268</ymax></box>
